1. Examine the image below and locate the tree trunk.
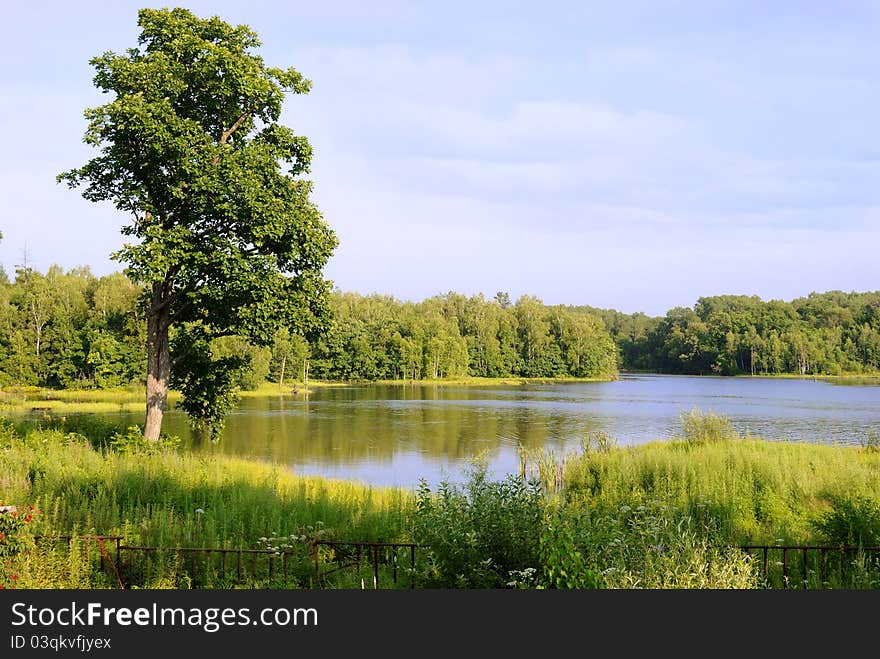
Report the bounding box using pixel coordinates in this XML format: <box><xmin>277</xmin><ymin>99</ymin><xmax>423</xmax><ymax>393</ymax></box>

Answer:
<box><xmin>279</xmin><ymin>355</ymin><xmax>286</xmax><ymax>388</ymax></box>
<box><xmin>144</xmin><ymin>285</ymin><xmax>171</xmax><ymax>441</ymax></box>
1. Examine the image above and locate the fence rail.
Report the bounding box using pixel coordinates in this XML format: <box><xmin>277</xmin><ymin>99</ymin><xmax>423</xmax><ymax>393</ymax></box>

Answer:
<box><xmin>31</xmin><ymin>536</ymin><xmax>880</xmax><ymax>589</ymax></box>
<box><xmin>34</xmin><ymin>535</ymin><xmax>421</xmax><ymax>589</ymax></box>
<box><xmin>311</xmin><ymin>540</ymin><xmax>419</xmax><ymax>589</ymax></box>
<box><xmin>735</xmin><ymin>544</ymin><xmax>880</xmax><ymax>589</ymax></box>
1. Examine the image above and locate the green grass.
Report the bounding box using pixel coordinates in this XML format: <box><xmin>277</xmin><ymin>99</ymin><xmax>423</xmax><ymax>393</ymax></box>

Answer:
<box><xmin>237</xmin><ymin>380</ymin><xmax>350</xmax><ymax>397</ymax></box>
<box><xmin>4</xmin><ymin>410</ymin><xmax>880</xmax><ymax>589</ymax></box>
<box><xmin>0</xmin><ymin>422</ymin><xmax>412</xmax><ymax>588</ymax></box>
<box><xmin>0</xmin><ymin>385</ymin><xmax>168</xmax><ymax>414</ymax></box>
<box><xmin>0</xmin><ymin>376</ymin><xmax>614</xmax><ymax>415</ymax></box>
<box><xmin>739</xmin><ymin>373</ymin><xmax>880</xmax><ymax>383</ymax></box>
<box><xmin>371</xmin><ymin>376</ymin><xmax>616</xmax><ymax>386</ymax></box>
<box><xmin>552</xmin><ymin>420</ymin><xmax>880</xmax><ymax>588</ymax></box>
<box><xmin>563</xmin><ymin>431</ymin><xmax>880</xmax><ymax>545</ymax></box>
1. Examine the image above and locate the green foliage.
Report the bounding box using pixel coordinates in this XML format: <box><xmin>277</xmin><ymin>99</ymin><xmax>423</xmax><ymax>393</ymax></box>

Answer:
<box><xmin>580</xmin><ymin>430</ymin><xmax>617</xmax><ymax>454</ymax></box>
<box><xmin>813</xmin><ymin>495</ymin><xmax>880</xmax><ymax>546</ymax></box>
<box><xmin>3</xmin><ymin>269</ymin><xmax>877</xmax><ymax>393</ymax></box>
<box><xmin>7</xmin><ymin>414</ymin><xmax>126</xmax><ymax>452</ymax></box>
<box><xmin>0</xmin><ymin>503</ymin><xmax>37</xmax><ymax>588</ymax></box>
<box><xmin>564</xmin><ymin>435</ymin><xmax>880</xmax><ymax>546</ymax></box>
<box><xmin>57</xmin><ymin>7</ymin><xmax>337</xmax><ymax>437</ymax></box>
<box><xmin>309</xmin><ymin>291</ymin><xmax>619</xmax><ymax>382</ymax></box>
<box><xmin>5</xmin><ymin>423</ymin><xmax>880</xmax><ymax>589</ymax></box>
<box><xmin>587</xmin><ymin>291</ymin><xmax>880</xmax><ymax>375</ymax></box>
<box><xmin>413</xmin><ymin>465</ymin><xmax>544</xmax><ymax>588</ymax></box>
<box><xmin>269</xmin><ymin>327</ymin><xmax>309</xmax><ymax>385</ymax></box>
<box><xmin>212</xmin><ymin>335</ymin><xmax>271</xmax><ymax>390</ymax></box>
<box><xmin>540</xmin><ymin>498</ymin><xmax>758</xmax><ymax>589</ymax></box>
<box><xmin>108</xmin><ymin>425</ymin><xmax>180</xmax><ymax>454</ymax></box>
<box><xmin>0</xmin><ymin>426</ymin><xmax>410</xmax><ymax>588</ymax></box>
<box><xmin>170</xmin><ymin>325</ymin><xmax>243</xmax><ymax>439</ymax></box>
<box><xmin>679</xmin><ymin>408</ymin><xmax>740</xmax><ymax>443</ymax></box>
<box><xmin>0</xmin><ymin>505</ymin><xmax>36</xmax><ymax>559</ymax></box>
<box><xmin>539</xmin><ymin>510</ymin><xmax>603</xmax><ymax>589</ymax></box>
<box><xmin>0</xmin><ymin>268</ymin><xmax>144</xmax><ymax>389</ymax></box>
<box><xmin>9</xmin><ymin>536</ymin><xmax>113</xmax><ymax>589</ymax></box>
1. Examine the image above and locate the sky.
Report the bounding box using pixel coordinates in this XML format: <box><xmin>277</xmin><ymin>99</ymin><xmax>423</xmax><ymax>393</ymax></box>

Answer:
<box><xmin>1</xmin><ymin>1</ymin><xmax>878</xmax><ymax>316</ymax></box>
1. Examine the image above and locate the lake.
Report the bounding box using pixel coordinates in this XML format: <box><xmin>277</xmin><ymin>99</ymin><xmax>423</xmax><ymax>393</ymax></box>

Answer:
<box><xmin>102</xmin><ymin>374</ymin><xmax>880</xmax><ymax>489</ymax></box>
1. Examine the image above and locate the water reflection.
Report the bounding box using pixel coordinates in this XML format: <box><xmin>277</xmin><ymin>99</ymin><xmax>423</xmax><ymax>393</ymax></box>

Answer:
<box><xmin>105</xmin><ymin>375</ymin><xmax>880</xmax><ymax>488</ymax></box>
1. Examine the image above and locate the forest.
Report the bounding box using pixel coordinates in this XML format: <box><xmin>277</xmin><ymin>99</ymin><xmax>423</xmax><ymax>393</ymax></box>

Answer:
<box><xmin>583</xmin><ymin>290</ymin><xmax>880</xmax><ymax>375</ymax></box>
<box><xmin>0</xmin><ymin>264</ymin><xmax>877</xmax><ymax>390</ymax></box>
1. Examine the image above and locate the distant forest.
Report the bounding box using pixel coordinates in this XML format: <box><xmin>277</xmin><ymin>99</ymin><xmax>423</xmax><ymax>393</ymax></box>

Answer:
<box><xmin>0</xmin><ymin>265</ymin><xmax>878</xmax><ymax>389</ymax></box>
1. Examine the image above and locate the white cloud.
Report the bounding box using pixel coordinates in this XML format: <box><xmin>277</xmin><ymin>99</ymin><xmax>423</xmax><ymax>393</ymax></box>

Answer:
<box><xmin>3</xmin><ymin>3</ymin><xmax>878</xmax><ymax>314</ymax></box>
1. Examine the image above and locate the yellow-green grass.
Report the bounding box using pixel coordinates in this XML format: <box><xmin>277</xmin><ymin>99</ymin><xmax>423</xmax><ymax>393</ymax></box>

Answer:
<box><xmin>0</xmin><ymin>386</ymin><xmax>171</xmax><ymax>414</ymax></box>
<box><xmin>0</xmin><ymin>376</ymin><xmax>614</xmax><ymax>414</ymax></box>
<box><xmin>5</xmin><ymin>407</ymin><xmax>880</xmax><ymax>589</ymax></box>
<box><xmin>563</xmin><ymin>436</ymin><xmax>880</xmax><ymax>544</ymax></box>
<box><xmin>735</xmin><ymin>373</ymin><xmax>880</xmax><ymax>383</ymax></box>
<box><xmin>0</xmin><ymin>428</ymin><xmax>412</xmax><ymax>551</ymax></box>
<box><xmin>370</xmin><ymin>375</ymin><xmax>615</xmax><ymax>386</ymax></box>
<box><xmin>236</xmin><ymin>380</ymin><xmax>349</xmax><ymax>397</ymax></box>
<box><xmin>240</xmin><ymin>376</ymin><xmax>616</xmax><ymax>390</ymax></box>
<box><xmin>0</xmin><ymin>382</ymin><xmax>315</xmax><ymax>414</ymax></box>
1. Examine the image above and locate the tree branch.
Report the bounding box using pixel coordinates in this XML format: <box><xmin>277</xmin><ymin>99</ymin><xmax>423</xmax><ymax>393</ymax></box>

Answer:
<box><xmin>212</xmin><ymin>112</ymin><xmax>250</xmax><ymax>165</ymax></box>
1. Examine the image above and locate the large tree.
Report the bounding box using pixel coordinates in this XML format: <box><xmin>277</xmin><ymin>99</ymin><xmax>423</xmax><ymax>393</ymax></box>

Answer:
<box><xmin>59</xmin><ymin>8</ymin><xmax>337</xmax><ymax>439</ymax></box>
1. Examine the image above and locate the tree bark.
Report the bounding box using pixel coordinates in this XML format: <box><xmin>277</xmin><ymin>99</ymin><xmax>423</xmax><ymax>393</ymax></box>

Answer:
<box><xmin>144</xmin><ymin>283</ymin><xmax>171</xmax><ymax>441</ymax></box>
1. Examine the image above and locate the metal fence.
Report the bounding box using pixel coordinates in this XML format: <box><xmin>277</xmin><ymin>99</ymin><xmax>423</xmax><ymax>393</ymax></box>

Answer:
<box><xmin>32</xmin><ymin>536</ymin><xmax>880</xmax><ymax>589</ymax></box>
<box><xmin>34</xmin><ymin>536</ymin><xmax>419</xmax><ymax>589</ymax></box>
<box><xmin>736</xmin><ymin>544</ymin><xmax>880</xmax><ymax>589</ymax></box>
<box><xmin>311</xmin><ymin>540</ymin><xmax>419</xmax><ymax>589</ymax></box>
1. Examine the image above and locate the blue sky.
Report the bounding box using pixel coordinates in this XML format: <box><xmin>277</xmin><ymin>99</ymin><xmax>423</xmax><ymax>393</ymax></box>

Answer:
<box><xmin>1</xmin><ymin>1</ymin><xmax>877</xmax><ymax>316</ymax></box>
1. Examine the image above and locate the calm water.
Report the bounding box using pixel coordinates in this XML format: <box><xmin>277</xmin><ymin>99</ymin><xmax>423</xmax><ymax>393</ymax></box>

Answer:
<box><xmin>109</xmin><ymin>374</ymin><xmax>880</xmax><ymax>489</ymax></box>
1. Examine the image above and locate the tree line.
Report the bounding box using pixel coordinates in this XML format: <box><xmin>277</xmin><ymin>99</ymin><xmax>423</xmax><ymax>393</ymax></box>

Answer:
<box><xmin>1</xmin><ymin>265</ymin><xmax>877</xmax><ymax>389</ymax></box>
<box><xmin>0</xmin><ymin>268</ymin><xmax>618</xmax><ymax>388</ymax></box>
<box><xmin>581</xmin><ymin>291</ymin><xmax>880</xmax><ymax>375</ymax></box>
<box><xmin>308</xmin><ymin>291</ymin><xmax>618</xmax><ymax>381</ymax></box>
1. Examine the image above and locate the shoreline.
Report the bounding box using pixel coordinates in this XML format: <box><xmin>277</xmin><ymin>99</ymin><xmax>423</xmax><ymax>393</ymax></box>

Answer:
<box><xmin>2</xmin><ymin>370</ymin><xmax>877</xmax><ymax>415</ymax></box>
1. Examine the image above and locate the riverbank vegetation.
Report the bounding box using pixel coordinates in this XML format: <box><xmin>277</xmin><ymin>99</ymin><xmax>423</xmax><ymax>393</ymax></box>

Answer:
<box><xmin>585</xmin><ymin>290</ymin><xmax>880</xmax><ymax>375</ymax></box>
<box><xmin>0</xmin><ymin>269</ymin><xmax>618</xmax><ymax>395</ymax></box>
<box><xmin>3</xmin><ymin>411</ymin><xmax>879</xmax><ymax>589</ymax></box>
<box><xmin>1</xmin><ymin>267</ymin><xmax>877</xmax><ymax>401</ymax></box>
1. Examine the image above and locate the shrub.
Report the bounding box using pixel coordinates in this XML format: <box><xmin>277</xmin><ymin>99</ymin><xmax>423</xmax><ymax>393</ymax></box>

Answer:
<box><xmin>413</xmin><ymin>465</ymin><xmax>544</xmax><ymax>588</ymax></box>
<box><xmin>813</xmin><ymin>495</ymin><xmax>880</xmax><ymax>546</ymax></box>
<box><xmin>680</xmin><ymin>408</ymin><xmax>739</xmax><ymax>443</ymax></box>
<box><xmin>0</xmin><ymin>503</ymin><xmax>38</xmax><ymax>589</ymax></box>
<box><xmin>539</xmin><ymin>510</ymin><xmax>603</xmax><ymax>589</ymax></box>
<box><xmin>108</xmin><ymin>426</ymin><xmax>180</xmax><ymax>454</ymax></box>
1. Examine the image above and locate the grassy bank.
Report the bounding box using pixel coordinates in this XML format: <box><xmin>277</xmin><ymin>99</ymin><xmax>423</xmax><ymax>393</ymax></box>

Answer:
<box><xmin>0</xmin><ymin>386</ymin><xmax>157</xmax><ymax>414</ymax></box>
<box><xmin>237</xmin><ymin>376</ymin><xmax>617</xmax><ymax>391</ymax></box>
<box><xmin>563</xmin><ymin>435</ymin><xmax>880</xmax><ymax>544</ymax></box>
<box><xmin>3</xmin><ymin>411</ymin><xmax>880</xmax><ymax>589</ymax></box>
<box><xmin>0</xmin><ymin>422</ymin><xmax>411</xmax><ymax>588</ymax></box>
<box><xmin>0</xmin><ymin>376</ymin><xmax>613</xmax><ymax>415</ymax></box>
<box><xmin>736</xmin><ymin>373</ymin><xmax>880</xmax><ymax>384</ymax></box>
<box><xmin>370</xmin><ymin>376</ymin><xmax>615</xmax><ymax>386</ymax></box>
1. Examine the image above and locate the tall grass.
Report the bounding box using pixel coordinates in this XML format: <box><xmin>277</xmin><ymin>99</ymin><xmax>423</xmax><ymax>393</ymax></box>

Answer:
<box><xmin>537</xmin><ymin>410</ymin><xmax>880</xmax><ymax>588</ymax></box>
<box><xmin>0</xmin><ymin>386</ymin><xmax>155</xmax><ymax>415</ymax></box>
<box><xmin>679</xmin><ymin>408</ymin><xmax>742</xmax><ymax>443</ymax></box>
<box><xmin>5</xmin><ymin>409</ymin><xmax>880</xmax><ymax>589</ymax></box>
<box><xmin>0</xmin><ymin>424</ymin><xmax>412</xmax><ymax>587</ymax></box>
<box><xmin>563</xmin><ymin>431</ymin><xmax>880</xmax><ymax>545</ymax></box>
